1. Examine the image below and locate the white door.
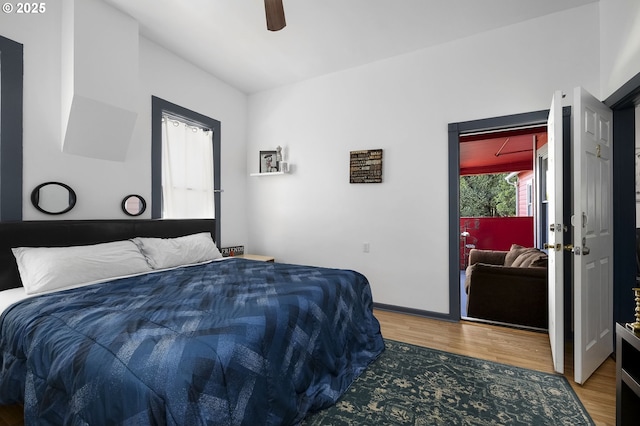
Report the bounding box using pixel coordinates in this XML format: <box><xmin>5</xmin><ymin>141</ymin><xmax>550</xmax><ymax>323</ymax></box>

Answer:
<box><xmin>572</xmin><ymin>86</ymin><xmax>614</xmax><ymax>384</ymax></box>
<box><xmin>546</xmin><ymin>90</ymin><xmax>564</xmax><ymax>374</ymax></box>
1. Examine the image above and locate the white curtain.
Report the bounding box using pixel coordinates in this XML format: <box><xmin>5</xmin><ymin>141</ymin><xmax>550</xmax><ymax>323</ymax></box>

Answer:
<box><xmin>162</xmin><ymin>115</ymin><xmax>215</xmax><ymax>218</ymax></box>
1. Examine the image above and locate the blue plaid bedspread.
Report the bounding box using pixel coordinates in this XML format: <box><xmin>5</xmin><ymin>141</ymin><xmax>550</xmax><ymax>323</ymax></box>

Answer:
<box><xmin>0</xmin><ymin>258</ymin><xmax>384</xmax><ymax>425</ymax></box>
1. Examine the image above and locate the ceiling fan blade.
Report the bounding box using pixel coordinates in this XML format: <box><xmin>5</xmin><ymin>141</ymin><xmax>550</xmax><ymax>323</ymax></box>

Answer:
<box><xmin>264</xmin><ymin>0</ymin><xmax>286</xmax><ymax>31</ymax></box>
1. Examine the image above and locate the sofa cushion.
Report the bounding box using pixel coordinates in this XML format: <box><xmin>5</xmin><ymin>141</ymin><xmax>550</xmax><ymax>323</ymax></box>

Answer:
<box><xmin>504</xmin><ymin>244</ymin><xmax>529</xmax><ymax>266</ymax></box>
<box><xmin>512</xmin><ymin>248</ymin><xmax>547</xmax><ymax>268</ymax></box>
<box><xmin>531</xmin><ymin>256</ymin><xmax>548</xmax><ymax>268</ymax></box>
<box><xmin>468</xmin><ymin>249</ymin><xmax>507</xmax><ymax>267</ymax></box>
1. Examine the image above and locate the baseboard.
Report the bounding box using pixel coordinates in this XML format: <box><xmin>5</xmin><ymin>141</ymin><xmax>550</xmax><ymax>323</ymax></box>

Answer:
<box><xmin>373</xmin><ymin>303</ymin><xmax>458</xmax><ymax>322</ymax></box>
<box><xmin>461</xmin><ymin>315</ymin><xmax>548</xmax><ymax>333</ymax></box>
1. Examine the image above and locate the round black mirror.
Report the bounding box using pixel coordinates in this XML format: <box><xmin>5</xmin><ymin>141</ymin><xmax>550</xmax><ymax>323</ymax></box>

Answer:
<box><xmin>121</xmin><ymin>194</ymin><xmax>147</xmax><ymax>216</ymax></box>
<box><xmin>31</xmin><ymin>182</ymin><xmax>77</xmax><ymax>215</ymax></box>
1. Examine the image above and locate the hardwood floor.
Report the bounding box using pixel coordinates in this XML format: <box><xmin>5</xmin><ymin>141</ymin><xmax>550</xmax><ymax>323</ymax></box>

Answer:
<box><xmin>0</xmin><ymin>309</ymin><xmax>616</xmax><ymax>425</ymax></box>
<box><xmin>0</xmin><ymin>404</ymin><xmax>21</xmax><ymax>426</ymax></box>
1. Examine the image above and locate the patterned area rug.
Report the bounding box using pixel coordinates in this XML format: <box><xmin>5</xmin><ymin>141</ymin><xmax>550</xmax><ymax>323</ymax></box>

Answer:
<box><xmin>303</xmin><ymin>340</ymin><xmax>593</xmax><ymax>425</ymax></box>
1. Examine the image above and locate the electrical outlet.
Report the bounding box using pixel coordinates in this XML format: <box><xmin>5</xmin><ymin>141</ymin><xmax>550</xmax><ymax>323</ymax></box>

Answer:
<box><xmin>363</xmin><ymin>242</ymin><xmax>370</xmax><ymax>253</ymax></box>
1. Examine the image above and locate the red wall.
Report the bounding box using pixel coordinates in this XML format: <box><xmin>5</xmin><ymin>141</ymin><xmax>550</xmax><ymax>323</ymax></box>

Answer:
<box><xmin>460</xmin><ymin>216</ymin><xmax>534</xmax><ymax>268</ymax></box>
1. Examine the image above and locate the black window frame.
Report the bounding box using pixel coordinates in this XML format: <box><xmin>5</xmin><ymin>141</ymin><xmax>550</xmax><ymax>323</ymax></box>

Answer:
<box><xmin>151</xmin><ymin>96</ymin><xmax>221</xmax><ymax>245</ymax></box>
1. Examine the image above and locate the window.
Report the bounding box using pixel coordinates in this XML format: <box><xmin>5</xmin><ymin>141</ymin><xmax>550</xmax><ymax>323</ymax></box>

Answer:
<box><xmin>161</xmin><ymin>115</ymin><xmax>214</xmax><ymax>218</ymax></box>
<box><xmin>151</xmin><ymin>97</ymin><xmax>221</xmax><ymax>240</ymax></box>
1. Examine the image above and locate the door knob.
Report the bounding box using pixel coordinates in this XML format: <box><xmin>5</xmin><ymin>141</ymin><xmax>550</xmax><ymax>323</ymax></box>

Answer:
<box><xmin>563</xmin><ymin>244</ymin><xmax>574</xmax><ymax>252</ymax></box>
<box><xmin>543</xmin><ymin>243</ymin><xmax>557</xmax><ymax>250</ymax></box>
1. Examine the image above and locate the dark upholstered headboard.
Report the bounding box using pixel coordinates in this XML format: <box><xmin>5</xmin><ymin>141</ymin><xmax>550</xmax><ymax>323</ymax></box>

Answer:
<box><xmin>0</xmin><ymin>219</ymin><xmax>216</xmax><ymax>292</ymax></box>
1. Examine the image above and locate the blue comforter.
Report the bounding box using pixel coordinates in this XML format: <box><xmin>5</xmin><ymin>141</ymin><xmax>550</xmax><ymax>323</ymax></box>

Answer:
<box><xmin>0</xmin><ymin>258</ymin><xmax>384</xmax><ymax>425</ymax></box>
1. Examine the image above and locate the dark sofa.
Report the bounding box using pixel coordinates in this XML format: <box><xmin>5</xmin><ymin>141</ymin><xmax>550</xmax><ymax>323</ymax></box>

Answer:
<box><xmin>464</xmin><ymin>244</ymin><xmax>548</xmax><ymax>329</ymax></box>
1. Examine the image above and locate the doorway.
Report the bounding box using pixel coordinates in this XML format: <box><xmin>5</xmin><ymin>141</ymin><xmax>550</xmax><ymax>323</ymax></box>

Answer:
<box><xmin>447</xmin><ymin>75</ymin><xmax>640</xmax><ymax>380</ymax></box>
<box><xmin>457</xmin><ymin>125</ymin><xmax>548</xmax><ymax>327</ymax></box>
<box><xmin>448</xmin><ymin>110</ymin><xmax>553</xmax><ymax>322</ymax></box>
<box><xmin>604</xmin><ymin>73</ymin><xmax>640</xmax><ymax>328</ymax></box>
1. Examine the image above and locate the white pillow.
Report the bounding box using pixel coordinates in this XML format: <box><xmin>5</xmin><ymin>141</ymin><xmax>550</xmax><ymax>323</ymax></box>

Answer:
<box><xmin>132</xmin><ymin>232</ymin><xmax>222</xmax><ymax>270</ymax></box>
<box><xmin>12</xmin><ymin>240</ymin><xmax>153</xmax><ymax>295</ymax></box>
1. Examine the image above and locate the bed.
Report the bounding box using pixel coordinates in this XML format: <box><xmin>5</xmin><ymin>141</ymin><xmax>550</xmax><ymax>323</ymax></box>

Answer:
<box><xmin>0</xmin><ymin>219</ymin><xmax>384</xmax><ymax>425</ymax></box>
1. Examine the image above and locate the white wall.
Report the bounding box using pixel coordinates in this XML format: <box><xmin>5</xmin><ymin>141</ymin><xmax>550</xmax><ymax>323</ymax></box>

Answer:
<box><xmin>136</xmin><ymin>37</ymin><xmax>249</xmax><ymax>247</ymax></box>
<box><xmin>601</xmin><ymin>0</ymin><xmax>640</xmax><ymax>229</ymax></box>
<box><xmin>600</xmin><ymin>0</ymin><xmax>640</xmax><ymax>99</ymax></box>
<box><xmin>246</xmin><ymin>4</ymin><xmax>601</xmax><ymax>313</ymax></box>
<box><xmin>0</xmin><ymin>2</ymin><xmax>249</xmax><ymax>247</ymax></box>
<box><xmin>599</xmin><ymin>0</ymin><xmax>640</xmax><ymax>227</ymax></box>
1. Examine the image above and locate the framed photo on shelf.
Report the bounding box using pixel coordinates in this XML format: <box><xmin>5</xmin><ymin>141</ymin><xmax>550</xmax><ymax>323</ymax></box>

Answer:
<box><xmin>259</xmin><ymin>150</ymin><xmax>279</xmax><ymax>173</ymax></box>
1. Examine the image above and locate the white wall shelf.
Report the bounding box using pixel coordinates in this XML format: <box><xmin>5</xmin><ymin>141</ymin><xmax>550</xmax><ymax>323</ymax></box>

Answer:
<box><xmin>250</xmin><ymin>171</ymin><xmax>286</xmax><ymax>177</ymax></box>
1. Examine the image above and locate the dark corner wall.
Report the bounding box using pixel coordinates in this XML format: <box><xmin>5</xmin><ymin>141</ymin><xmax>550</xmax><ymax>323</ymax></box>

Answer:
<box><xmin>0</xmin><ymin>35</ymin><xmax>23</xmax><ymax>222</ymax></box>
<box><xmin>606</xmin><ymin>72</ymin><xmax>640</xmax><ymax>326</ymax></box>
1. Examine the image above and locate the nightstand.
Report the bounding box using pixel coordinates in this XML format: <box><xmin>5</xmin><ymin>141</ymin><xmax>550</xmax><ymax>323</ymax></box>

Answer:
<box><xmin>235</xmin><ymin>254</ymin><xmax>275</xmax><ymax>262</ymax></box>
<box><xmin>616</xmin><ymin>323</ymin><xmax>640</xmax><ymax>425</ymax></box>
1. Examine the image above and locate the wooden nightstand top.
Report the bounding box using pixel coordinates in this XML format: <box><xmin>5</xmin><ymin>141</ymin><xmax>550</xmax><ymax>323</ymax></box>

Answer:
<box><xmin>235</xmin><ymin>254</ymin><xmax>275</xmax><ymax>262</ymax></box>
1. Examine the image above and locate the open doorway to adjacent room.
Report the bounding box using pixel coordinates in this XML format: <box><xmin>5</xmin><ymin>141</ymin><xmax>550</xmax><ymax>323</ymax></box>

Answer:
<box><xmin>458</xmin><ymin>125</ymin><xmax>548</xmax><ymax>330</ymax></box>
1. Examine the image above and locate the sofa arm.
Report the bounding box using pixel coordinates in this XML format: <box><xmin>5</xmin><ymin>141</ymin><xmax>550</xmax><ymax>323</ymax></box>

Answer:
<box><xmin>465</xmin><ymin>263</ymin><xmax>548</xmax><ymax>329</ymax></box>
<box><xmin>468</xmin><ymin>249</ymin><xmax>507</xmax><ymax>266</ymax></box>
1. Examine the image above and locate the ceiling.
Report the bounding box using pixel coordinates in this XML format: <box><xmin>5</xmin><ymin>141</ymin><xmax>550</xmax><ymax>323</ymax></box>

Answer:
<box><xmin>459</xmin><ymin>127</ymin><xmax>548</xmax><ymax>175</ymax></box>
<box><xmin>102</xmin><ymin>0</ymin><xmax>597</xmax><ymax>94</ymax></box>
